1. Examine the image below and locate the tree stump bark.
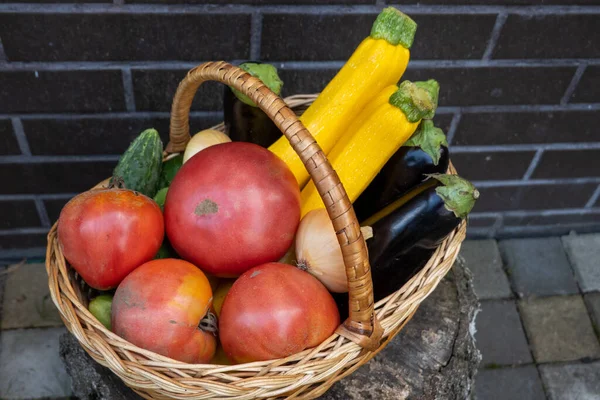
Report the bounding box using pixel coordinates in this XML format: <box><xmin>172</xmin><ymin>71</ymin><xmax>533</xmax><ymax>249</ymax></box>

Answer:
<box><xmin>59</xmin><ymin>260</ymin><xmax>480</xmax><ymax>400</ymax></box>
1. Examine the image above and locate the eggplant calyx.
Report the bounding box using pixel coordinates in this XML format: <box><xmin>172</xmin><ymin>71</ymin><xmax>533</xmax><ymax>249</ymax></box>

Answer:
<box><xmin>231</xmin><ymin>62</ymin><xmax>283</xmax><ymax>107</ymax></box>
<box><xmin>426</xmin><ymin>173</ymin><xmax>479</xmax><ymax>219</ymax></box>
<box><xmin>389</xmin><ymin>79</ymin><xmax>440</xmax><ymax>123</ymax></box>
<box><xmin>404</xmin><ymin>120</ymin><xmax>448</xmax><ymax>165</ymax></box>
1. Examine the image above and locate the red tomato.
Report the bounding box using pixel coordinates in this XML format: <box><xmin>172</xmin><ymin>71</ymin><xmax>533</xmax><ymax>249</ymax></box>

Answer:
<box><xmin>58</xmin><ymin>188</ymin><xmax>164</xmax><ymax>290</ymax></box>
<box><xmin>112</xmin><ymin>259</ymin><xmax>217</xmax><ymax>363</ymax></box>
<box><xmin>219</xmin><ymin>263</ymin><xmax>340</xmax><ymax>363</ymax></box>
<box><xmin>164</xmin><ymin>142</ymin><xmax>301</xmax><ymax>277</ymax></box>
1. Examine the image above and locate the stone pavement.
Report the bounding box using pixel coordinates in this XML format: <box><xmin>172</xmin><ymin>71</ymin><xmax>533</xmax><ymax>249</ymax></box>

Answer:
<box><xmin>0</xmin><ymin>233</ymin><xmax>599</xmax><ymax>399</ymax></box>
<box><xmin>466</xmin><ymin>233</ymin><xmax>600</xmax><ymax>400</ymax></box>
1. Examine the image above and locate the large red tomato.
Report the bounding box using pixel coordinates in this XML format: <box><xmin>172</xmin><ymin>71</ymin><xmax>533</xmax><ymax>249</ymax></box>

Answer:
<box><xmin>164</xmin><ymin>142</ymin><xmax>301</xmax><ymax>277</ymax></box>
<box><xmin>219</xmin><ymin>263</ymin><xmax>340</xmax><ymax>363</ymax></box>
<box><xmin>58</xmin><ymin>188</ymin><xmax>164</xmax><ymax>290</ymax></box>
<box><xmin>112</xmin><ymin>259</ymin><xmax>216</xmax><ymax>363</ymax></box>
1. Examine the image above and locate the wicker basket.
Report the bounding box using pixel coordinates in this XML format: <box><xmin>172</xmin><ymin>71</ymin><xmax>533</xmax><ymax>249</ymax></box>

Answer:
<box><xmin>46</xmin><ymin>61</ymin><xmax>467</xmax><ymax>400</ymax></box>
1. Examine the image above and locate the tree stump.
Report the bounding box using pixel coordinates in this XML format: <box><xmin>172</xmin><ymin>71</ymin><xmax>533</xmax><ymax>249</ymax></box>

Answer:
<box><xmin>59</xmin><ymin>259</ymin><xmax>480</xmax><ymax>400</ymax></box>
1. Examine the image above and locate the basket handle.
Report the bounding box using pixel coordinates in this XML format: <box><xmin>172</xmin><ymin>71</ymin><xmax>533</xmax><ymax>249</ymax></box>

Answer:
<box><xmin>167</xmin><ymin>61</ymin><xmax>383</xmax><ymax>351</ymax></box>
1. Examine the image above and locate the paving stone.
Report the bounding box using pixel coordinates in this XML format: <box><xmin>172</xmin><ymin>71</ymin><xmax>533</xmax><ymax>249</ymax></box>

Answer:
<box><xmin>460</xmin><ymin>240</ymin><xmax>512</xmax><ymax>300</ymax></box>
<box><xmin>475</xmin><ymin>300</ymin><xmax>532</xmax><ymax>367</ymax></box>
<box><xmin>539</xmin><ymin>361</ymin><xmax>600</xmax><ymax>400</ymax></box>
<box><xmin>474</xmin><ymin>365</ymin><xmax>546</xmax><ymax>400</ymax></box>
<box><xmin>499</xmin><ymin>238</ymin><xmax>579</xmax><ymax>297</ymax></box>
<box><xmin>519</xmin><ymin>296</ymin><xmax>600</xmax><ymax>363</ymax></box>
<box><xmin>1</xmin><ymin>263</ymin><xmax>63</xmax><ymax>329</ymax></box>
<box><xmin>584</xmin><ymin>292</ymin><xmax>600</xmax><ymax>336</ymax></box>
<box><xmin>0</xmin><ymin>327</ymin><xmax>72</xmax><ymax>399</ymax></box>
<box><xmin>562</xmin><ymin>233</ymin><xmax>600</xmax><ymax>292</ymax></box>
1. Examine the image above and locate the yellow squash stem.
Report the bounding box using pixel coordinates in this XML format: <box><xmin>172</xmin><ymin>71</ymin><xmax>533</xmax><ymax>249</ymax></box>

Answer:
<box><xmin>300</xmin><ymin>80</ymin><xmax>440</xmax><ymax>217</ymax></box>
<box><xmin>269</xmin><ymin>7</ymin><xmax>417</xmax><ymax>188</ymax></box>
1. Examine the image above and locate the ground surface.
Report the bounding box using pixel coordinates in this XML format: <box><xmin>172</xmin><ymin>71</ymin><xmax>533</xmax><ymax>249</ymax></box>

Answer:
<box><xmin>1</xmin><ymin>232</ymin><xmax>599</xmax><ymax>399</ymax></box>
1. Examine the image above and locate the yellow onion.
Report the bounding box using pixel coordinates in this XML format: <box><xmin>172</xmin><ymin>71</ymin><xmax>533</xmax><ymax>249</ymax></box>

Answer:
<box><xmin>183</xmin><ymin>129</ymin><xmax>231</xmax><ymax>163</ymax></box>
<box><xmin>295</xmin><ymin>208</ymin><xmax>348</xmax><ymax>293</ymax></box>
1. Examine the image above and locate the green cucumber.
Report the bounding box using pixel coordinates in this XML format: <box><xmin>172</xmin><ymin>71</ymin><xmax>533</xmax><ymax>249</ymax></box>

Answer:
<box><xmin>158</xmin><ymin>154</ymin><xmax>183</xmax><ymax>189</ymax></box>
<box><xmin>112</xmin><ymin>128</ymin><xmax>163</xmax><ymax>198</ymax></box>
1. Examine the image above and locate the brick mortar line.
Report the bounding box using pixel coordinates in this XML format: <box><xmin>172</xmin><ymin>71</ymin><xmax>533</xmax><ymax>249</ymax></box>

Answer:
<box><xmin>521</xmin><ymin>149</ymin><xmax>543</xmax><ymax>180</ymax></box>
<box><xmin>407</xmin><ymin>59</ymin><xmax>593</xmax><ymax>68</ymax></box>
<box><xmin>2</xmin><ymin>59</ymin><xmax>599</xmax><ymax>70</ymax></box>
<box><xmin>121</xmin><ymin>68</ymin><xmax>136</xmax><ymax>112</ymax></box>
<box><xmin>0</xmin><ymin>247</ymin><xmax>50</xmax><ymax>261</ymax></box>
<box><xmin>437</xmin><ymin>103</ymin><xmax>600</xmax><ymax>113</ymax></box>
<box><xmin>491</xmin><ymin>213</ymin><xmax>503</xmax><ymax>237</ymax></box>
<box><xmin>497</xmin><ymin>224</ymin><xmax>600</xmax><ymax>237</ymax></box>
<box><xmin>250</xmin><ymin>11</ymin><xmax>263</xmax><ymax>60</ymax></box>
<box><xmin>585</xmin><ymin>185</ymin><xmax>600</xmax><ymax>208</ymax></box>
<box><xmin>471</xmin><ymin>208</ymin><xmax>600</xmax><ymax>219</ymax></box>
<box><xmin>445</xmin><ymin>112</ymin><xmax>461</xmax><ymax>145</ymax></box>
<box><xmin>452</xmin><ymin>143</ymin><xmax>600</xmax><ymax>152</ymax></box>
<box><xmin>472</xmin><ymin>177</ymin><xmax>600</xmax><ymax>188</ymax></box>
<box><xmin>0</xmin><ymin>155</ymin><xmax>120</xmax><ymax>164</ymax></box>
<box><xmin>34</xmin><ymin>196</ymin><xmax>51</xmax><ymax>228</ymax></box>
<box><xmin>481</xmin><ymin>12</ymin><xmax>507</xmax><ymax>61</ymax></box>
<box><xmin>10</xmin><ymin>118</ymin><xmax>31</xmax><ymax>156</ymax></box>
<box><xmin>468</xmin><ymin>213</ymin><xmax>501</xmax><ymax>219</ymax></box>
<box><xmin>2</xmin><ymin>104</ymin><xmax>600</xmax><ymax>121</ymax></box>
<box><xmin>0</xmin><ymin>193</ymin><xmax>76</xmax><ymax>201</ymax></box>
<box><xmin>1</xmin><ymin>3</ymin><xmax>600</xmax><ymax>14</ymax></box>
<box><xmin>467</xmin><ymin>226</ymin><xmax>495</xmax><ymax>239</ymax></box>
<box><xmin>0</xmin><ymin>111</ymin><xmax>223</xmax><ymax>120</ymax></box>
<box><xmin>560</xmin><ymin>64</ymin><xmax>587</xmax><ymax>105</ymax></box>
<box><xmin>0</xmin><ymin>37</ymin><xmax>6</xmax><ymax>62</ymax></box>
<box><xmin>0</xmin><ymin>227</ymin><xmax>49</xmax><ymax>235</ymax></box>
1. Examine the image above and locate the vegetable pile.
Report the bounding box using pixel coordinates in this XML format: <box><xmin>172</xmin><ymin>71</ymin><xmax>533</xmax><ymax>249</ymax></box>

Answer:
<box><xmin>57</xmin><ymin>6</ymin><xmax>479</xmax><ymax>365</ymax></box>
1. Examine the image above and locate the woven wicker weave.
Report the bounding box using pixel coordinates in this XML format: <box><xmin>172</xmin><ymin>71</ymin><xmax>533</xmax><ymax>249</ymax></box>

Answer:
<box><xmin>46</xmin><ymin>62</ymin><xmax>467</xmax><ymax>400</ymax></box>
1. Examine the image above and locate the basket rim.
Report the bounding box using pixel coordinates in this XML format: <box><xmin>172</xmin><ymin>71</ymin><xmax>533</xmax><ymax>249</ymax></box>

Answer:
<box><xmin>45</xmin><ymin>91</ymin><xmax>468</xmax><ymax>399</ymax></box>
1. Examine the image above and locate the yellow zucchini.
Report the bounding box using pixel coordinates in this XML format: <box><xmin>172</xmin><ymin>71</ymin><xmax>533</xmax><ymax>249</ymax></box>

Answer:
<box><xmin>269</xmin><ymin>7</ymin><xmax>417</xmax><ymax>187</ymax></box>
<box><xmin>300</xmin><ymin>80</ymin><xmax>439</xmax><ymax>217</ymax></box>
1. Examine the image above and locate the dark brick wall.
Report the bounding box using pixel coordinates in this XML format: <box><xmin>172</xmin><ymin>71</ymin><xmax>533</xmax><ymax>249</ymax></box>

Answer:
<box><xmin>0</xmin><ymin>1</ymin><xmax>599</xmax><ymax>256</ymax></box>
